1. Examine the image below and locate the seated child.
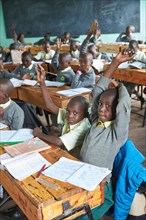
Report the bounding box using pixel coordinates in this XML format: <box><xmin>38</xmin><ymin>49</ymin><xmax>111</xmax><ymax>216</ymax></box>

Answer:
<box><xmin>80</xmin><ymin>49</ymin><xmax>134</xmax><ymax>219</ymax></box>
<box><xmin>70</xmin><ymin>40</ymin><xmax>80</xmax><ymax>59</ymax></box>
<box><xmin>33</xmin><ymin>65</ymin><xmax>91</xmax><ymax>158</ymax></box>
<box><xmin>34</xmin><ymin>34</ymin><xmax>54</xmax><ymax>46</ymax></box>
<box><xmin>0</xmin><ymin>58</ymin><xmax>11</xmax><ymax>80</ymax></box>
<box><xmin>129</xmin><ymin>40</ymin><xmax>146</xmax><ymax>63</ymax></box>
<box><xmin>116</xmin><ymin>25</ymin><xmax>136</xmax><ymax>42</ymax></box>
<box><xmin>11</xmin><ymin>24</ymin><xmax>32</xmax><ymax>48</ymax></box>
<box><xmin>33</xmin><ymin>41</ymin><xmax>55</xmax><ymax>61</ymax></box>
<box><xmin>12</xmin><ymin>51</ymin><xmax>37</xmax><ymax>80</ymax></box>
<box><xmin>61</xmin><ymin>32</ymin><xmax>71</xmax><ymax>44</ymax></box>
<box><xmin>4</xmin><ymin>43</ymin><xmax>20</xmax><ymax>62</ymax></box>
<box><xmin>71</xmin><ymin>53</ymin><xmax>96</xmax><ymax>89</ymax></box>
<box><xmin>0</xmin><ymin>79</ymin><xmax>24</xmax><ymax>130</ymax></box>
<box><xmin>80</xmin><ymin>20</ymin><xmax>111</xmax><ymax>73</ymax></box>
<box><xmin>52</xmin><ymin>39</ymin><xmax>75</xmax><ymax>85</ymax></box>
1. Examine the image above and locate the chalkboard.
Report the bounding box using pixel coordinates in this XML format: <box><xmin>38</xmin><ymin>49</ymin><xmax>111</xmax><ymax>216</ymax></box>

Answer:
<box><xmin>2</xmin><ymin>0</ymin><xmax>140</xmax><ymax>38</ymax></box>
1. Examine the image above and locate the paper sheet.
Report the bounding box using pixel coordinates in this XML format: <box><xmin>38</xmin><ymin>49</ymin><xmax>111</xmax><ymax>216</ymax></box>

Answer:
<box><xmin>57</xmin><ymin>88</ymin><xmax>91</xmax><ymax>97</ymax></box>
<box><xmin>3</xmin><ymin>152</ymin><xmax>51</xmax><ymax>181</ymax></box>
<box><xmin>43</xmin><ymin>157</ymin><xmax>111</xmax><ymax>191</ymax></box>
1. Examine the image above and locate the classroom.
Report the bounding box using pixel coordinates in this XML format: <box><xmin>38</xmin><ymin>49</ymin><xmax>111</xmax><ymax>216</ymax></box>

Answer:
<box><xmin>0</xmin><ymin>0</ymin><xmax>146</xmax><ymax>219</ymax></box>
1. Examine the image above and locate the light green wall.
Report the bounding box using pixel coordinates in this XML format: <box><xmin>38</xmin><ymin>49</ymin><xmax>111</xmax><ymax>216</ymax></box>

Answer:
<box><xmin>0</xmin><ymin>0</ymin><xmax>146</xmax><ymax>47</ymax></box>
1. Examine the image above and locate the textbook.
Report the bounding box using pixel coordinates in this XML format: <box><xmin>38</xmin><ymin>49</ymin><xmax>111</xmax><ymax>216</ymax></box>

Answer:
<box><xmin>4</xmin><ymin>137</ymin><xmax>51</xmax><ymax>157</ymax></box>
<box><xmin>43</xmin><ymin>157</ymin><xmax>111</xmax><ymax>191</ymax></box>
<box><xmin>10</xmin><ymin>78</ymin><xmax>37</xmax><ymax>87</ymax></box>
<box><xmin>1</xmin><ymin>152</ymin><xmax>51</xmax><ymax>181</ymax></box>
<box><xmin>57</xmin><ymin>88</ymin><xmax>91</xmax><ymax>97</ymax></box>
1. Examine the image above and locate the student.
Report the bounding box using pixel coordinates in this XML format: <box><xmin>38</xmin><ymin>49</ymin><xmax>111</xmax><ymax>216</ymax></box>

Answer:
<box><xmin>11</xmin><ymin>24</ymin><xmax>32</xmax><ymax>48</ymax></box>
<box><xmin>116</xmin><ymin>25</ymin><xmax>136</xmax><ymax>42</ymax></box>
<box><xmin>33</xmin><ymin>41</ymin><xmax>55</xmax><ymax>61</ymax></box>
<box><xmin>0</xmin><ymin>58</ymin><xmax>11</xmax><ymax>80</ymax></box>
<box><xmin>80</xmin><ymin>20</ymin><xmax>111</xmax><ymax>73</ymax></box>
<box><xmin>4</xmin><ymin>43</ymin><xmax>20</xmax><ymax>62</ymax></box>
<box><xmin>12</xmin><ymin>51</ymin><xmax>37</xmax><ymax>80</ymax></box>
<box><xmin>52</xmin><ymin>39</ymin><xmax>75</xmax><ymax>85</ymax></box>
<box><xmin>129</xmin><ymin>40</ymin><xmax>146</xmax><ymax>63</ymax></box>
<box><xmin>33</xmin><ymin>65</ymin><xmax>91</xmax><ymax>158</ymax></box>
<box><xmin>80</xmin><ymin>48</ymin><xmax>134</xmax><ymax>219</ymax></box>
<box><xmin>70</xmin><ymin>40</ymin><xmax>80</xmax><ymax>59</ymax></box>
<box><xmin>0</xmin><ymin>79</ymin><xmax>24</xmax><ymax>130</ymax></box>
<box><xmin>61</xmin><ymin>32</ymin><xmax>71</xmax><ymax>44</ymax></box>
<box><xmin>71</xmin><ymin>53</ymin><xmax>96</xmax><ymax>89</ymax></box>
<box><xmin>34</xmin><ymin>34</ymin><xmax>54</xmax><ymax>46</ymax></box>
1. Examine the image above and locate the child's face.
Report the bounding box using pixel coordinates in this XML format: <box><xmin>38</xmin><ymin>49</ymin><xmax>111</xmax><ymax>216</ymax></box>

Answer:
<box><xmin>98</xmin><ymin>92</ymin><xmax>117</xmax><ymax>123</ymax></box>
<box><xmin>66</xmin><ymin>101</ymin><xmax>85</xmax><ymax>125</ymax></box>
<box><xmin>59</xmin><ymin>56</ymin><xmax>70</xmax><ymax>70</ymax></box>
<box><xmin>79</xmin><ymin>56</ymin><xmax>92</xmax><ymax>73</ymax></box>
<box><xmin>70</xmin><ymin>42</ymin><xmax>79</xmax><ymax>51</ymax></box>
<box><xmin>44</xmin><ymin>43</ymin><xmax>51</xmax><ymax>53</ymax></box>
<box><xmin>22</xmin><ymin>55</ymin><xmax>32</xmax><ymax>68</ymax></box>
<box><xmin>0</xmin><ymin>88</ymin><xmax>7</xmax><ymax>104</ymax></box>
<box><xmin>88</xmin><ymin>46</ymin><xmax>98</xmax><ymax>58</ymax></box>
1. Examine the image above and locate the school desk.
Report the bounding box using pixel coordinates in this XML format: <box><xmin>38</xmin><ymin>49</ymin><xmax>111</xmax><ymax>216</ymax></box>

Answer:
<box><xmin>17</xmin><ymin>85</ymin><xmax>91</xmax><ymax>110</ymax></box>
<box><xmin>113</xmin><ymin>68</ymin><xmax>146</xmax><ymax>86</ymax></box>
<box><xmin>29</xmin><ymin>45</ymin><xmax>70</xmax><ymax>55</ymax></box>
<box><xmin>98</xmin><ymin>43</ymin><xmax>121</xmax><ymax>54</ymax></box>
<box><xmin>0</xmin><ymin>146</ymin><xmax>104</xmax><ymax>220</ymax></box>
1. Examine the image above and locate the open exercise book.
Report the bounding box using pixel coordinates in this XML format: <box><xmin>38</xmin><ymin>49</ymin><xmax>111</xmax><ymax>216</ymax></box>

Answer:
<box><xmin>118</xmin><ymin>61</ymin><xmax>146</xmax><ymax>69</ymax></box>
<box><xmin>4</xmin><ymin>137</ymin><xmax>51</xmax><ymax>157</ymax></box>
<box><xmin>0</xmin><ymin>152</ymin><xmax>51</xmax><ymax>181</ymax></box>
<box><xmin>42</xmin><ymin>157</ymin><xmax>111</xmax><ymax>191</ymax></box>
<box><xmin>10</xmin><ymin>78</ymin><xmax>37</xmax><ymax>87</ymax></box>
<box><xmin>0</xmin><ymin>128</ymin><xmax>33</xmax><ymax>143</ymax></box>
<box><xmin>57</xmin><ymin>88</ymin><xmax>92</xmax><ymax>97</ymax></box>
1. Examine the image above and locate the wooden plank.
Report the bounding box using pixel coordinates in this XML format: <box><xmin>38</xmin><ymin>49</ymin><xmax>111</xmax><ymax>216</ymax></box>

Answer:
<box><xmin>113</xmin><ymin>68</ymin><xmax>146</xmax><ymax>86</ymax></box>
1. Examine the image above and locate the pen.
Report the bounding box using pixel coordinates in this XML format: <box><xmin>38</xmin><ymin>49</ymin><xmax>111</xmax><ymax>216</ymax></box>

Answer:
<box><xmin>36</xmin><ymin>164</ymin><xmax>46</xmax><ymax>178</ymax></box>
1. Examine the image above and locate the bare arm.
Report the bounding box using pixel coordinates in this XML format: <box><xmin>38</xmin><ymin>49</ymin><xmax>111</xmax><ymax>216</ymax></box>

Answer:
<box><xmin>33</xmin><ymin>127</ymin><xmax>63</xmax><ymax>147</ymax></box>
<box><xmin>37</xmin><ymin>64</ymin><xmax>59</xmax><ymax>114</ymax></box>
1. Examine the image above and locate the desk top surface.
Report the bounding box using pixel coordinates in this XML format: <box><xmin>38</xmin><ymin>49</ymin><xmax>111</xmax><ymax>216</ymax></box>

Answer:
<box><xmin>0</xmin><ymin>146</ymin><xmax>104</xmax><ymax>220</ymax></box>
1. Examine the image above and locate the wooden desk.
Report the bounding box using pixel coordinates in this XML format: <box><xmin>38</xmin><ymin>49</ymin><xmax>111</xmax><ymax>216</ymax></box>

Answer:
<box><xmin>17</xmin><ymin>86</ymin><xmax>91</xmax><ymax>110</ymax></box>
<box><xmin>0</xmin><ymin>146</ymin><xmax>104</xmax><ymax>220</ymax></box>
<box><xmin>98</xmin><ymin>43</ymin><xmax>121</xmax><ymax>54</ymax></box>
<box><xmin>11</xmin><ymin>88</ymin><xmax>19</xmax><ymax>99</ymax></box>
<box><xmin>113</xmin><ymin>68</ymin><xmax>146</xmax><ymax>86</ymax></box>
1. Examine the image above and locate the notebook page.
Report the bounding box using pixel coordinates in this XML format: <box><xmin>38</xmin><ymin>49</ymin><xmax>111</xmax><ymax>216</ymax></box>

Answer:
<box><xmin>8</xmin><ymin>129</ymin><xmax>33</xmax><ymax>142</ymax></box>
<box><xmin>4</xmin><ymin>152</ymin><xmax>51</xmax><ymax>181</ymax></box>
<box><xmin>0</xmin><ymin>130</ymin><xmax>16</xmax><ymax>142</ymax></box>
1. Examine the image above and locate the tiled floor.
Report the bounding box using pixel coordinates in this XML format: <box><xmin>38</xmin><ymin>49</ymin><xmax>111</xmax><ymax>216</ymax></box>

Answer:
<box><xmin>0</xmin><ymin>97</ymin><xmax>145</xmax><ymax>220</ymax></box>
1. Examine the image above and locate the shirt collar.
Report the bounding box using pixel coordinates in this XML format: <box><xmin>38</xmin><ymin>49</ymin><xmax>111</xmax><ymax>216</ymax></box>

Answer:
<box><xmin>60</xmin><ymin>66</ymin><xmax>71</xmax><ymax>72</ymax></box>
<box><xmin>0</xmin><ymin>98</ymin><xmax>11</xmax><ymax>109</ymax></box>
<box><xmin>23</xmin><ymin>63</ymin><xmax>33</xmax><ymax>70</ymax></box>
<box><xmin>97</xmin><ymin>120</ymin><xmax>114</xmax><ymax>128</ymax></box>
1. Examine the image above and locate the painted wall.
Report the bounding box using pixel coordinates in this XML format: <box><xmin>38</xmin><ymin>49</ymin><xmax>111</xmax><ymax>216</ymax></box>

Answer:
<box><xmin>0</xmin><ymin>0</ymin><xmax>145</xmax><ymax>47</ymax></box>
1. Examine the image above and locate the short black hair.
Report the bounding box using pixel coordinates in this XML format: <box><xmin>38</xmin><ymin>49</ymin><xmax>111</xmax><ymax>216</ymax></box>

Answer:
<box><xmin>22</xmin><ymin>51</ymin><xmax>33</xmax><ymax>60</ymax></box>
<box><xmin>60</xmin><ymin>52</ymin><xmax>72</xmax><ymax>62</ymax></box>
<box><xmin>68</xmin><ymin>96</ymin><xmax>89</xmax><ymax>117</ymax></box>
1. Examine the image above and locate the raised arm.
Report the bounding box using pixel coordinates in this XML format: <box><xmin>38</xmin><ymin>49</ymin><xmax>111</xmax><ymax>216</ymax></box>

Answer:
<box><xmin>51</xmin><ymin>38</ymin><xmax>62</xmax><ymax>69</ymax></box>
<box><xmin>11</xmin><ymin>24</ymin><xmax>17</xmax><ymax>42</ymax></box>
<box><xmin>37</xmin><ymin>64</ymin><xmax>59</xmax><ymax>115</ymax></box>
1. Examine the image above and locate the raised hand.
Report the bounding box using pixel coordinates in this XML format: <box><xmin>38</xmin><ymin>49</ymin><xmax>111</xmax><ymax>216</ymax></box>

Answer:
<box><xmin>88</xmin><ymin>19</ymin><xmax>98</xmax><ymax>35</ymax></box>
<box><xmin>36</xmin><ymin>64</ymin><xmax>46</xmax><ymax>84</ymax></box>
<box><xmin>56</xmin><ymin>38</ymin><xmax>62</xmax><ymax>50</ymax></box>
<box><xmin>116</xmin><ymin>48</ymin><xmax>135</xmax><ymax>63</ymax></box>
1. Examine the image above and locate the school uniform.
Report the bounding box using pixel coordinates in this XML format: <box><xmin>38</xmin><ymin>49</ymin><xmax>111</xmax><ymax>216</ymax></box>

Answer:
<box><xmin>80</xmin><ymin>76</ymin><xmax>131</xmax><ymax>178</ymax></box>
<box><xmin>52</xmin><ymin>51</ymin><xmax>75</xmax><ymax>85</ymax></box>
<box><xmin>116</xmin><ymin>34</ymin><xmax>136</xmax><ymax>42</ymax></box>
<box><xmin>134</xmin><ymin>50</ymin><xmax>146</xmax><ymax>63</ymax></box>
<box><xmin>58</xmin><ymin>108</ymin><xmax>91</xmax><ymax>158</ymax></box>
<box><xmin>1</xmin><ymin>99</ymin><xmax>24</xmax><ymax>130</ymax></box>
<box><xmin>0</xmin><ymin>70</ymin><xmax>11</xmax><ymax>80</ymax></box>
<box><xmin>34</xmin><ymin>50</ymin><xmax>55</xmax><ymax>60</ymax></box>
<box><xmin>70</xmin><ymin>50</ymin><xmax>80</xmax><ymax>59</ymax></box>
<box><xmin>12</xmin><ymin>63</ymin><xmax>37</xmax><ymax>80</ymax></box>
<box><xmin>71</xmin><ymin>68</ymin><xmax>95</xmax><ymax>89</ymax></box>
